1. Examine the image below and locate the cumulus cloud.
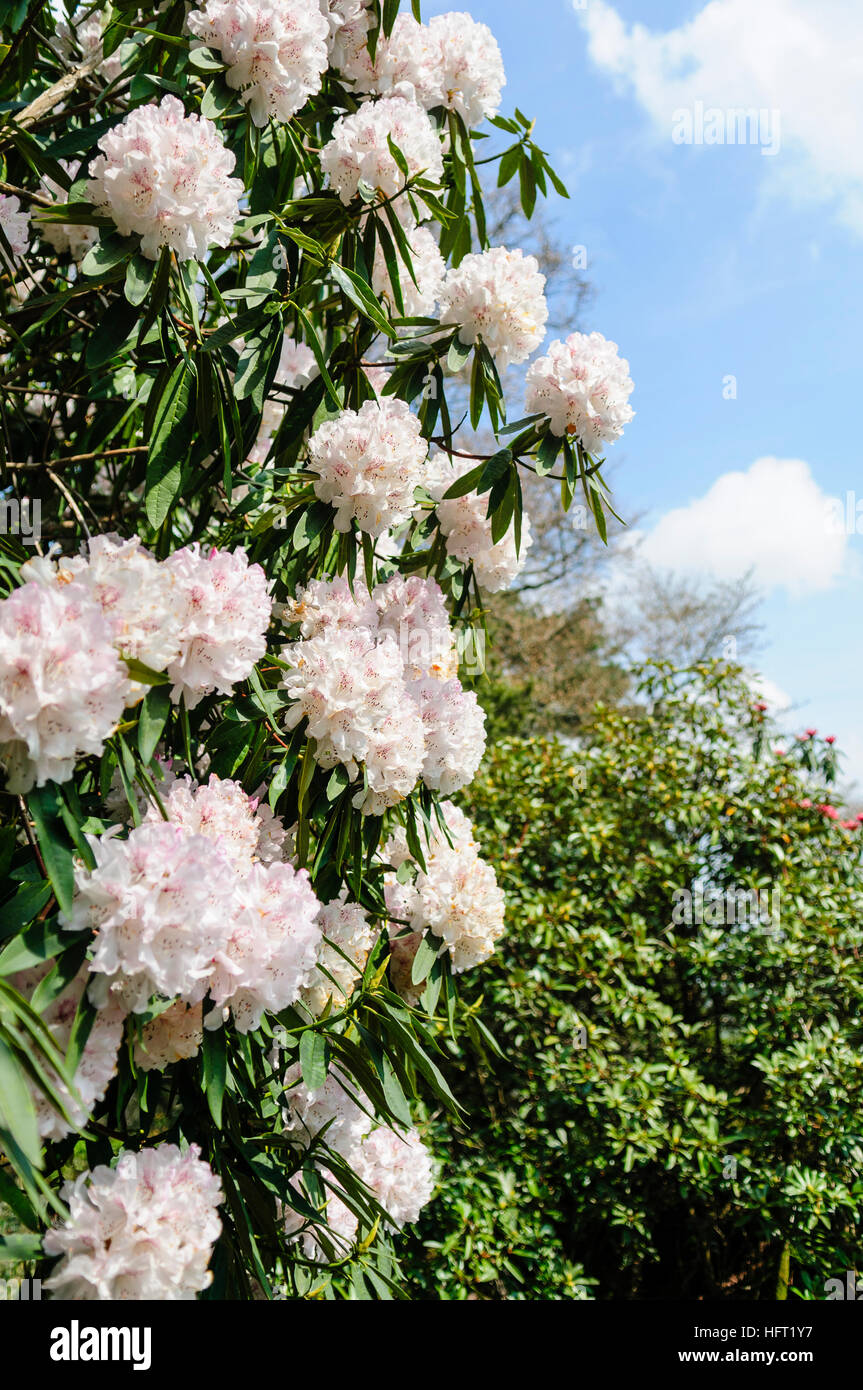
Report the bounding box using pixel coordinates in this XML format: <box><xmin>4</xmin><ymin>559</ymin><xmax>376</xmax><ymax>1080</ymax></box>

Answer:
<box><xmin>638</xmin><ymin>457</ymin><xmax>850</xmax><ymax>596</ymax></box>
<box><xmin>575</xmin><ymin>0</ymin><xmax>863</xmax><ymax>234</ymax></box>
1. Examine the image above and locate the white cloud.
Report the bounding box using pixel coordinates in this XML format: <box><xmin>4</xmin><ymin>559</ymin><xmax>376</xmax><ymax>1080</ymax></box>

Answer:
<box><xmin>746</xmin><ymin>673</ymin><xmax>792</xmax><ymax>714</ymax></box>
<box><xmin>575</xmin><ymin>0</ymin><xmax>863</xmax><ymax>234</ymax></box>
<box><xmin>638</xmin><ymin>457</ymin><xmax>850</xmax><ymax>596</ymax></box>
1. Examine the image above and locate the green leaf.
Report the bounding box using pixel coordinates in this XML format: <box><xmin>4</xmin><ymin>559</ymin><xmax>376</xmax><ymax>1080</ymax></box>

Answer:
<box><xmin>202</xmin><ymin>1025</ymin><xmax>227</xmax><ymax>1128</ymax></box>
<box><xmin>410</xmin><ymin>933</ymin><xmax>440</xmax><ymax>986</ymax></box>
<box><xmin>447</xmin><ymin>335</ymin><xmax>473</xmax><ymax>374</ymax></box>
<box><xmin>80</xmin><ymin>233</ymin><xmax>135</xmax><ymax>280</ymax></box>
<box><xmin>125</xmin><ymin>254</ymin><xmax>154</xmax><ymax>306</ymax></box>
<box><xmin>0</xmin><ymin>1036</ymin><xmax>40</xmax><ymax>1168</ymax></box>
<box><xmin>330</xmin><ymin>263</ymin><xmax>395</xmax><ymax>341</ymax></box>
<box><xmin>145</xmin><ymin>358</ymin><xmax>196</xmax><ymax>527</ymax></box>
<box><xmin>26</xmin><ymin>785</ymin><xmax>75</xmax><ymax>917</ymax></box>
<box><xmin>137</xmin><ymin>685</ymin><xmax>171</xmax><ymax>765</ymax></box>
<box><xmin>299</xmin><ymin>1029</ymin><xmax>329</xmax><ymax>1091</ymax></box>
<box><xmin>84</xmin><ymin>297</ymin><xmax>138</xmax><ymax>369</ymax></box>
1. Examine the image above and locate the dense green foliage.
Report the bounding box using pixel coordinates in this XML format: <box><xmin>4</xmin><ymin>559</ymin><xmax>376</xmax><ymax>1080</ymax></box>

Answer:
<box><xmin>403</xmin><ymin>663</ymin><xmax>863</xmax><ymax>1299</ymax></box>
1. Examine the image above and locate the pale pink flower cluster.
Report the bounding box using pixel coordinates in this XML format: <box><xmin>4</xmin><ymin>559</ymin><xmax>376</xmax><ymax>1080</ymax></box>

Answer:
<box><xmin>351</xmin><ymin>1125</ymin><xmax>435</xmax><ymax>1228</ymax></box>
<box><xmin>53</xmin><ymin>6</ymin><xmax>124</xmax><ymax>83</ymax></box>
<box><xmin>44</xmin><ymin>1145</ymin><xmax>223</xmax><ymax>1300</ymax></box>
<box><xmin>9</xmin><ymin>964</ymin><xmax>125</xmax><ymax>1141</ymax></box>
<box><xmin>308</xmin><ymin>397</ymin><xmax>427</xmax><ymax>537</ymax></box>
<box><xmin>373</xmin><ymin>571</ymin><xmax>458</xmax><ymax>681</ymax></box>
<box><xmin>21</xmin><ymin>536</ymin><xmax>270</xmax><ymax>712</ymax></box>
<box><xmin>135</xmin><ymin>1001</ymin><xmax>204</xmax><ymax>1072</ymax></box>
<box><xmin>65</xmin><ymin>778</ymin><xmax>321</xmax><ymax>1033</ymax></box>
<box><xmin>329</xmin><ymin>9</ymin><xmax>505</xmax><ymax>129</ymax></box>
<box><xmin>145</xmin><ymin>772</ymin><xmax>285</xmax><ymax>874</ymax></box>
<box><xmin>411</xmin><ymin>676</ymin><xmax>486</xmax><ymax>794</ymax></box>
<box><xmin>282</xmin><ymin>1179</ymin><xmax>359</xmax><ymax>1260</ymax></box>
<box><xmin>163</xmin><ymin>544</ymin><xmax>272</xmax><ymax>708</ymax></box>
<box><xmin>38</xmin><ymin>159</ymin><xmax>98</xmax><ymax>262</ymax></box>
<box><xmin>281</xmin><ymin>575</ymin><xmax>484</xmax><ymax>813</ymax></box>
<box><xmin>439</xmin><ymin>246</ymin><xmax>548</xmax><ymax>369</ymax></box>
<box><xmin>320</xmin><ymin>96</ymin><xmax>444</xmax><ymax>220</ymax></box>
<box><xmin>302</xmin><ymin>888</ymin><xmax>376</xmax><ymax>1015</ymax></box>
<box><xmin>23</xmin><ymin>535</ymin><xmax>183</xmax><ymax>702</ymax></box>
<box><xmin>0</xmin><ymin>193</ymin><xmax>29</xmax><ymax>257</ymax></box>
<box><xmin>525</xmin><ymin>330</ymin><xmax>635</xmax><ymax>454</ymax></box>
<box><xmin>88</xmin><ymin>96</ymin><xmax>243</xmax><ymax>261</ymax></box>
<box><xmin>187</xmin><ymin>0</ymin><xmax>329</xmax><ymax>127</ymax></box>
<box><xmin>283</xmin><ymin>1064</ymin><xmax>434</xmax><ymax>1246</ymax></box>
<box><xmin>282</xmin><ymin>623</ymin><xmax>426</xmax><ymax>814</ymax></box>
<box><xmin>372</xmin><ymin>222</ymin><xmax>446</xmax><ymax>319</ymax></box>
<box><xmin>283</xmin><ymin>1063</ymin><xmax>369</xmax><ymax>1156</ymax></box>
<box><xmin>0</xmin><ymin>578</ymin><xmax>128</xmax><ymax>793</ymax></box>
<box><xmin>385</xmin><ymin>800</ymin><xmax>506</xmax><ymax>975</ymax></box>
<box><xmin>426</xmin><ymin>453</ymin><xmax>534</xmax><ymax>593</ymax></box>
<box><xmin>322</xmin><ymin>0</ymin><xmax>373</xmax><ymax>77</ymax></box>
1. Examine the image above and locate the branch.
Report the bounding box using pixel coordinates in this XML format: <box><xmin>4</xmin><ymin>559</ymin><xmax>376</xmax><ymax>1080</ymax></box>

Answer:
<box><xmin>1</xmin><ymin>54</ymin><xmax>102</xmax><ymax>143</ymax></box>
<box><xmin>5</xmin><ymin>445</ymin><xmax>147</xmax><ymax>471</ymax></box>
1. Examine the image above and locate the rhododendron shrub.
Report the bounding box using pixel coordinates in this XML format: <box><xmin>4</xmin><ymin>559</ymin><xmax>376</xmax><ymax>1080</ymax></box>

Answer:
<box><xmin>0</xmin><ymin>0</ymin><xmax>628</xmax><ymax>1300</ymax></box>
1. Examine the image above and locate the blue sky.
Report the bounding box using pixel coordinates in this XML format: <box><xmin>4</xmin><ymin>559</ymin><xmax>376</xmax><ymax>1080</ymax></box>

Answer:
<box><xmin>424</xmin><ymin>0</ymin><xmax>863</xmax><ymax>788</ymax></box>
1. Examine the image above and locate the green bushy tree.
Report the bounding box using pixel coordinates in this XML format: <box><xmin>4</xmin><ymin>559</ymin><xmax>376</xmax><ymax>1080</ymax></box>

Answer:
<box><xmin>403</xmin><ymin>663</ymin><xmax>863</xmax><ymax>1299</ymax></box>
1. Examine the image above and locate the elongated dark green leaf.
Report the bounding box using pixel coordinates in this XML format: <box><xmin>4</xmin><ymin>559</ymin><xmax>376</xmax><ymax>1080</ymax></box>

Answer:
<box><xmin>299</xmin><ymin>1029</ymin><xmax>329</xmax><ymax>1091</ymax></box>
<box><xmin>330</xmin><ymin>263</ymin><xmax>395</xmax><ymax>340</ymax></box>
<box><xmin>137</xmin><ymin>684</ymin><xmax>171</xmax><ymax>765</ymax></box>
<box><xmin>202</xmin><ymin>1025</ymin><xmax>227</xmax><ymax>1128</ymax></box>
<box><xmin>0</xmin><ymin>1035</ymin><xmax>40</xmax><ymax>1167</ymax></box>
<box><xmin>26</xmin><ymin>784</ymin><xmax>74</xmax><ymax>917</ymax></box>
<box><xmin>145</xmin><ymin>358</ymin><xmax>196</xmax><ymax>527</ymax></box>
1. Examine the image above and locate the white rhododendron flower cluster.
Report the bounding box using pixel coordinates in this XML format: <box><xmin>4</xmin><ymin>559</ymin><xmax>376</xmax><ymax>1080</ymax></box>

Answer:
<box><xmin>0</xmin><ymin>193</ymin><xmax>29</xmax><ymax>257</ymax></box>
<box><xmin>282</xmin><ymin>623</ymin><xmax>426</xmax><ymax>814</ymax></box>
<box><xmin>53</xmin><ymin>6</ymin><xmax>124</xmax><ymax>83</ymax></box>
<box><xmin>411</xmin><ymin>675</ymin><xmax>487</xmax><ymax>794</ymax></box>
<box><xmin>144</xmin><ymin>772</ymin><xmax>285</xmax><ymax>873</ymax></box>
<box><xmin>281</xmin><ymin>574</ymin><xmax>484</xmax><ymax>812</ymax></box>
<box><xmin>283</xmin><ymin>1065</ymin><xmax>434</xmax><ymax>1244</ymax></box>
<box><xmin>187</xmin><ymin>0</ymin><xmax>329</xmax><ymax>127</ymax></box>
<box><xmin>9</xmin><ymin>964</ymin><xmax>125</xmax><ymax>1141</ymax></box>
<box><xmin>308</xmin><ymin>397</ymin><xmax>427</xmax><ymax>537</ymax></box>
<box><xmin>135</xmin><ymin>1001</ymin><xmax>205</xmax><ymax>1072</ymax></box>
<box><xmin>22</xmin><ymin>535</ymin><xmax>183</xmax><ymax>702</ymax></box>
<box><xmin>0</xmin><ymin>578</ymin><xmax>128</xmax><ymax>793</ymax></box>
<box><xmin>372</xmin><ymin>222</ymin><xmax>446</xmax><ymax>319</ymax></box>
<box><xmin>88</xmin><ymin>95</ymin><xmax>243</xmax><ymax>261</ymax></box>
<box><xmin>64</xmin><ymin>776</ymin><xmax>321</xmax><ymax>1033</ymax></box>
<box><xmin>525</xmin><ymin>330</ymin><xmax>636</xmax><ymax>454</ymax></box>
<box><xmin>385</xmin><ymin>800</ymin><xmax>506</xmax><ymax>975</ymax></box>
<box><xmin>38</xmin><ymin>159</ymin><xmax>98</xmax><ymax>262</ymax></box>
<box><xmin>163</xmin><ymin>543</ymin><xmax>272</xmax><ymax>708</ymax></box>
<box><xmin>328</xmin><ymin>7</ymin><xmax>504</xmax><ymax>129</ymax></box>
<box><xmin>351</xmin><ymin>1125</ymin><xmax>435</xmax><ymax>1228</ymax></box>
<box><xmin>320</xmin><ymin>96</ymin><xmax>444</xmax><ymax>219</ymax></box>
<box><xmin>44</xmin><ymin>1145</ymin><xmax>223</xmax><ymax>1301</ymax></box>
<box><xmin>427</xmin><ymin>453</ymin><xmax>534</xmax><ymax>593</ymax></box>
<box><xmin>439</xmin><ymin>246</ymin><xmax>549</xmax><ymax>369</ymax></box>
<box><xmin>303</xmin><ymin>888</ymin><xmax>376</xmax><ymax>1015</ymax></box>
<box><xmin>3</xmin><ymin>538</ymin><xmax>271</xmax><ymax>784</ymax></box>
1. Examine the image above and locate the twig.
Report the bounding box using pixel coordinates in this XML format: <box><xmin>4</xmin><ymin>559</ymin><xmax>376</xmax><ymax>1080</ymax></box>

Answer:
<box><xmin>17</xmin><ymin>795</ymin><xmax>47</xmax><ymax>878</ymax></box>
<box><xmin>0</xmin><ymin>54</ymin><xmax>102</xmax><ymax>142</ymax></box>
<box><xmin>7</xmin><ymin>445</ymin><xmax>147</xmax><ymax>471</ymax></box>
